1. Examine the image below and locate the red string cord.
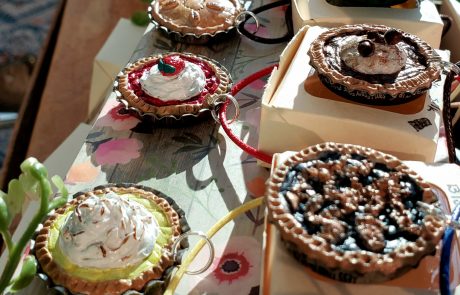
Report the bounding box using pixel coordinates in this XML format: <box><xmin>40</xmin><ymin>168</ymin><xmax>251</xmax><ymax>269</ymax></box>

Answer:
<box><xmin>218</xmin><ymin>64</ymin><xmax>278</xmax><ymax>164</ymax></box>
<box><xmin>219</xmin><ymin>65</ymin><xmax>460</xmax><ymax>165</ymax></box>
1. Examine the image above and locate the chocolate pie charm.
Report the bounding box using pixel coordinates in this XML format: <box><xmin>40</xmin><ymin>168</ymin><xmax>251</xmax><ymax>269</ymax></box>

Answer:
<box><xmin>266</xmin><ymin>142</ymin><xmax>445</xmax><ymax>283</ymax></box>
<box><xmin>308</xmin><ymin>24</ymin><xmax>441</xmax><ymax>105</ymax></box>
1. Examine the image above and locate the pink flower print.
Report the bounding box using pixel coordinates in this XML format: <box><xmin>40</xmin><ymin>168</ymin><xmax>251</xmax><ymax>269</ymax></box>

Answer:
<box><xmin>248</xmin><ymin>78</ymin><xmax>266</xmax><ymax>90</ymax></box>
<box><xmin>98</xmin><ymin>96</ymin><xmax>120</xmax><ymax>118</ymax></box>
<box><xmin>246</xmin><ymin>176</ymin><xmax>266</xmax><ymax>198</ymax></box>
<box><xmin>94</xmin><ymin>138</ymin><xmax>143</xmax><ymax>165</ymax></box>
<box><xmin>244</xmin><ymin>23</ymin><xmax>269</xmax><ymax>38</ymax></box>
<box><xmin>274</xmin><ymin>3</ymin><xmax>288</xmax><ymax>16</ymax></box>
<box><xmin>242</xmin><ymin>107</ymin><xmax>261</xmax><ymax>134</ymax></box>
<box><xmin>188</xmin><ymin>236</ymin><xmax>261</xmax><ymax>295</ymax></box>
<box><xmin>95</xmin><ymin>104</ymin><xmax>140</xmax><ymax>131</ymax></box>
<box><xmin>66</xmin><ymin>160</ymin><xmax>101</xmax><ymax>183</ymax></box>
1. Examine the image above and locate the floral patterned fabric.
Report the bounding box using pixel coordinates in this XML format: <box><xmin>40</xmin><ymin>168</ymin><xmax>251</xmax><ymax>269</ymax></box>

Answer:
<box><xmin>55</xmin><ymin>1</ymin><xmax>454</xmax><ymax>294</ymax></box>
<box><xmin>64</xmin><ymin>15</ymin><xmax>286</xmax><ymax>290</ymax></box>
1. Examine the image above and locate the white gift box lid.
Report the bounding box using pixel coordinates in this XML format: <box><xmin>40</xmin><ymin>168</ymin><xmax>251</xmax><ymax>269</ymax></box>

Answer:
<box><xmin>292</xmin><ymin>0</ymin><xmax>443</xmax><ymax>48</ymax></box>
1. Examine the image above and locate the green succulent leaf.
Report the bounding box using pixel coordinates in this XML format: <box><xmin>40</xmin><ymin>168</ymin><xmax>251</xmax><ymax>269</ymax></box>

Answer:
<box><xmin>0</xmin><ymin>195</ymin><xmax>10</xmax><ymax>230</ymax></box>
<box><xmin>30</xmin><ymin>162</ymin><xmax>48</xmax><ymax>180</ymax></box>
<box><xmin>0</xmin><ymin>157</ymin><xmax>68</xmax><ymax>294</ymax></box>
<box><xmin>9</xmin><ymin>255</ymin><xmax>37</xmax><ymax>292</ymax></box>
<box><xmin>19</xmin><ymin>158</ymin><xmax>39</xmax><ymax>173</ymax></box>
<box><xmin>18</xmin><ymin>173</ymin><xmax>38</xmax><ymax>199</ymax></box>
<box><xmin>49</xmin><ymin>176</ymin><xmax>69</xmax><ymax>209</ymax></box>
<box><xmin>5</xmin><ymin>179</ymin><xmax>26</xmax><ymax>218</ymax></box>
<box><xmin>131</xmin><ymin>11</ymin><xmax>150</xmax><ymax>27</ymax></box>
<box><xmin>51</xmin><ymin>175</ymin><xmax>67</xmax><ymax>196</ymax></box>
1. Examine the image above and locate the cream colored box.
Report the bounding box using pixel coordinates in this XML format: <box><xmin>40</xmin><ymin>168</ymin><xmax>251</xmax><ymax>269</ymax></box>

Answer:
<box><xmin>258</xmin><ymin>26</ymin><xmax>444</xmax><ymax>164</ymax></box>
<box><xmin>292</xmin><ymin>0</ymin><xmax>443</xmax><ymax>48</ymax></box>
<box><xmin>441</xmin><ymin>0</ymin><xmax>460</xmax><ymax>63</ymax></box>
<box><xmin>89</xmin><ymin>18</ymin><xmax>147</xmax><ymax>119</ymax></box>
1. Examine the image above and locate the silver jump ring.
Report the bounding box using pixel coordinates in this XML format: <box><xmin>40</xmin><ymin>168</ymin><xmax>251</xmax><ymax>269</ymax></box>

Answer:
<box><xmin>441</xmin><ymin>61</ymin><xmax>460</xmax><ymax>76</ymax></box>
<box><xmin>210</xmin><ymin>94</ymin><xmax>240</xmax><ymax>125</ymax></box>
<box><xmin>235</xmin><ymin>11</ymin><xmax>260</xmax><ymax>35</ymax></box>
<box><xmin>172</xmin><ymin>231</ymin><xmax>215</xmax><ymax>275</ymax></box>
<box><xmin>430</xmin><ymin>54</ymin><xmax>460</xmax><ymax>75</ymax></box>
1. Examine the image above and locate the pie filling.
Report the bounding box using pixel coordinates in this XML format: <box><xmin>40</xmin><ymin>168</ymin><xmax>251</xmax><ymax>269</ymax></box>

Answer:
<box><xmin>47</xmin><ymin>193</ymin><xmax>174</xmax><ymax>282</ymax></box>
<box><xmin>324</xmin><ymin>33</ymin><xmax>428</xmax><ymax>84</ymax></box>
<box><xmin>127</xmin><ymin>55</ymin><xmax>220</xmax><ymax>107</ymax></box>
<box><xmin>279</xmin><ymin>151</ymin><xmax>430</xmax><ymax>254</ymax></box>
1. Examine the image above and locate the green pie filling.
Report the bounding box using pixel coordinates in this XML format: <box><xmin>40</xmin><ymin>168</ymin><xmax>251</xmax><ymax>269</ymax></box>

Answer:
<box><xmin>47</xmin><ymin>193</ymin><xmax>174</xmax><ymax>282</ymax></box>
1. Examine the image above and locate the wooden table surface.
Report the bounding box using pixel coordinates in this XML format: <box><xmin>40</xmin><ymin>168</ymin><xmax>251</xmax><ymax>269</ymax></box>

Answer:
<box><xmin>56</xmin><ymin>1</ymin><xmax>289</xmax><ymax>294</ymax></box>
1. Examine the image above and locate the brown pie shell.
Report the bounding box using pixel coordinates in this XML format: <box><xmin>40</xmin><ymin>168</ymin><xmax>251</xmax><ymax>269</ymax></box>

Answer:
<box><xmin>34</xmin><ymin>185</ymin><xmax>183</xmax><ymax>295</ymax></box>
<box><xmin>308</xmin><ymin>24</ymin><xmax>441</xmax><ymax>105</ymax></box>
<box><xmin>115</xmin><ymin>52</ymin><xmax>231</xmax><ymax>119</ymax></box>
<box><xmin>266</xmin><ymin>142</ymin><xmax>445</xmax><ymax>283</ymax></box>
<box><xmin>149</xmin><ymin>0</ymin><xmax>243</xmax><ymax>37</ymax></box>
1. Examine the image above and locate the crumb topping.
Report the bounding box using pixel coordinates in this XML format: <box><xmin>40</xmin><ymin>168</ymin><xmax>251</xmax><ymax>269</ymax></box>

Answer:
<box><xmin>279</xmin><ymin>151</ymin><xmax>436</xmax><ymax>254</ymax></box>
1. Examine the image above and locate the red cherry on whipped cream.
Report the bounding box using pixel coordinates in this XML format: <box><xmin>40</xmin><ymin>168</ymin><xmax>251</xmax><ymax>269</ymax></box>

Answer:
<box><xmin>158</xmin><ymin>55</ymin><xmax>186</xmax><ymax>77</ymax></box>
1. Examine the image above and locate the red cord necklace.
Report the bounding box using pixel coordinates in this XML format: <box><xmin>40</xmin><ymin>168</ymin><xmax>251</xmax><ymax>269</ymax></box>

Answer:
<box><xmin>217</xmin><ymin>64</ymin><xmax>277</xmax><ymax>164</ymax></box>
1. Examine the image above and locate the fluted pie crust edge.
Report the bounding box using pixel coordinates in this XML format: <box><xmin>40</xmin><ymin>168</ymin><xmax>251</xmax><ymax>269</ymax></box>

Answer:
<box><xmin>34</xmin><ymin>186</ymin><xmax>182</xmax><ymax>295</ymax></box>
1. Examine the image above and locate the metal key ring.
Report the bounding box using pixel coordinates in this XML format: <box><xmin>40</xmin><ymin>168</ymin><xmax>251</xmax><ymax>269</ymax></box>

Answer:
<box><xmin>210</xmin><ymin>94</ymin><xmax>240</xmax><ymax>125</ymax></box>
<box><xmin>236</xmin><ymin>0</ymin><xmax>293</xmax><ymax>44</ymax></box>
<box><xmin>172</xmin><ymin>231</ymin><xmax>215</xmax><ymax>275</ymax></box>
<box><xmin>235</xmin><ymin>11</ymin><xmax>260</xmax><ymax>35</ymax></box>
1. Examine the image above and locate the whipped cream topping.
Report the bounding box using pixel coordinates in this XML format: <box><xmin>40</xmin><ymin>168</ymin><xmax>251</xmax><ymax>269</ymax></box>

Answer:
<box><xmin>58</xmin><ymin>192</ymin><xmax>159</xmax><ymax>269</ymax></box>
<box><xmin>339</xmin><ymin>36</ymin><xmax>407</xmax><ymax>75</ymax></box>
<box><xmin>139</xmin><ymin>61</ymin><xmax>206</xmax><ymax>101</ymax></box>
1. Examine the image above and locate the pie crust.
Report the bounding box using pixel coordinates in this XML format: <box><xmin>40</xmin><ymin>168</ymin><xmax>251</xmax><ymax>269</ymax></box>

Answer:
<box><xmin>149</xmin><ymin>0</ymin><xmax>243</xmax><ymax>37</ymax></box>
<box><xmin>266</xmin><ymin>142</ymin><xmax>445</xmax><ymax>283</ymax></box>
<box><xmin>115</xmin><ymin>52</ymin><xmax>231</xmax><ymax>119</ymax></box>
<box><xmin>308</xmin><ymin>24</ymin><xmax>440</xmax><ymax>105</ymax></box>
<box><xmin>34</xmin><ymin>185</ymin><xmax>184</xmax><ymax>295</ymax></box>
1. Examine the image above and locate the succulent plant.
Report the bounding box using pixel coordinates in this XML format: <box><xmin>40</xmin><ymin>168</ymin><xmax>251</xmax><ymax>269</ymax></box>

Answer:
<box><xmin>0</xmin><ymin>158</ymin><xmax>68</xmax><ymax>294</ymax></box>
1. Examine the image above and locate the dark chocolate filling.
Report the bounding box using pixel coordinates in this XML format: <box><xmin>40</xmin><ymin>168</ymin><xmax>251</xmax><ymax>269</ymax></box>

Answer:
<box><xmin>280</xmin><ymin>152</ymin><xmax>426</xmax><ymax>254</ymax></box>
<box><xmin>323</xmin><ymin>32</ymin><xmax>428</xmax><ymax>84</ymax></box>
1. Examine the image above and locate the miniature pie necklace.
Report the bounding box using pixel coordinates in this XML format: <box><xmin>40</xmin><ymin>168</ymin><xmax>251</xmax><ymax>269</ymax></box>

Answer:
<box><xmin>148</xmin><ymin>0</ymin><xmax>293</xmax><ymax>44</ymax></box>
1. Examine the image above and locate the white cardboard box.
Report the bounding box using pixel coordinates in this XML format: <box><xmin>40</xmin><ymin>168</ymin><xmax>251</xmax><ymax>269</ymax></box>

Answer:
<box><xmin>258</xmin><ymin>26</ymin><xmax>445</xmax><ymax>164</ymax></box>
<box><xmin>261</xmin><ymin>152</ymin><xmax>460</xmax><ymax>295</ymax></box>
<box><xmin>292</xmin><ymin>0</ymin><xmax>444</xmax><ymax>48</ymax></box>
<box><xmin>88</xmin><ymin>18</ymin><xmax>146</xmax><ymax>119</ymax></box>
<box><xmin>441</xmin><ymin>0</ymin><xmax>460</xmax><ymax>63</ymax></box>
